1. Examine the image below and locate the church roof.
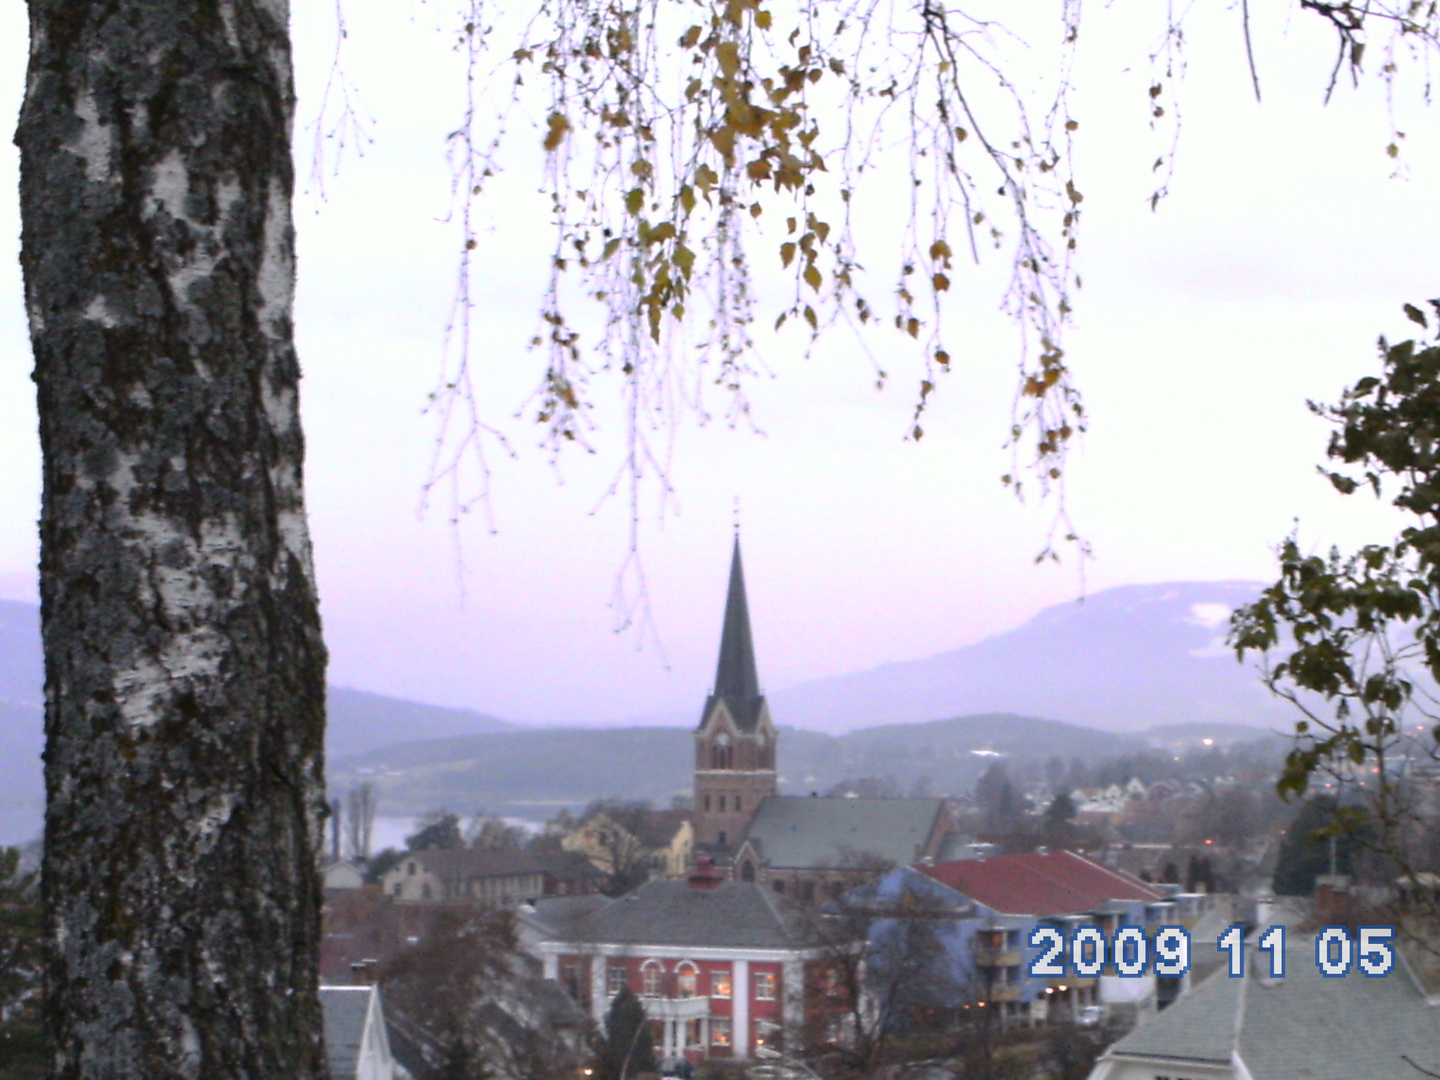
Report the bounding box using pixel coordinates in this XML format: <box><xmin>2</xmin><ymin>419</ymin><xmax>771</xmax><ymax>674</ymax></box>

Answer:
<box><xmin>701</xmin><ymin>537</ymin><xmax>766</xmax><ymax>733</ymax></box>
<box><xmin>739</xmin><ymin>796</ymin><xmax>949</xmax><ymax>870</ymax></box>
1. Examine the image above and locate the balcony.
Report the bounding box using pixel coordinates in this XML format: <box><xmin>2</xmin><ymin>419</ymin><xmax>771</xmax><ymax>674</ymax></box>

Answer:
<box><xmin>978</xmin><ymin>984</ymin><xmax>1023</xmax><ymax>1003</ymax></box>
<box><xmin>639</xmin><ymin>995</ymin><xmax>711</xmax><ymax>1021</ymax></box>
<box><xmin>974</xmin><ymin>949</ymin><xmax>1022</xmax><ymax>968</ymax></box>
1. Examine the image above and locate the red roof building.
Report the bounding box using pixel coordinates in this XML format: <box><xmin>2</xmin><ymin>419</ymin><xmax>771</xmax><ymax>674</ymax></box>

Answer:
<box><xmin>917</xmin><ymin>849</ymin><xmax>1164</xmax><ymax>917</ymax></box>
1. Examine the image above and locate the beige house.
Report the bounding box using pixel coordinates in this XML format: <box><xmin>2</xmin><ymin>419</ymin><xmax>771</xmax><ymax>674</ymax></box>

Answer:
<box><xmin>562</xmin><ymin>809</ymin><xmax>694</xmax><ymax>879</ymax></box>
<box><xmin>381</xmin><ymin>849</ymin><xmax>601</xmax><ymax>904</ymax></box>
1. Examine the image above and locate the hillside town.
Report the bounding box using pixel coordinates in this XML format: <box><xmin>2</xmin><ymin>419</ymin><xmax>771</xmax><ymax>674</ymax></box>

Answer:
<box><xmin>265</xmin><ymin>541</ymin><xmax>1440</xmax><ymax>1080</ymax></box>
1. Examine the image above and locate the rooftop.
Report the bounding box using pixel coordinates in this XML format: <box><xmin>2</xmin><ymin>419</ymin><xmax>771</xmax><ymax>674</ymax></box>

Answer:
<box><xmin>918</xmin><ymin>849</ymin><xmax>1163</xmax><ymax>917</ymax></box>
<box><xmin>740</xmin><ymin>796</ymin><xmax>948</xmax><ymax>870</ymax></box>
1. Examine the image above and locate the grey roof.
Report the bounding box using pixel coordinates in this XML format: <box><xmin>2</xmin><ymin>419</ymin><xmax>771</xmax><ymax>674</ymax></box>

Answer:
<box><xmin>1106</xmin><ymin>941</ymin><xmax>1440</xmax><ymax>1079</ymax></box>
<box><xmin>702</xmin><ymin>537</ymin><xmax>765</xmax><ymax>733</ymax></box>
<box><xmin>1104</xmin><ymin>959</ymin><xmax>1243</xmax><ymax>1066</ymax></box>
<box><xmin>409</xmin><ymin>848</ymin><xmax>593</xmax><ymax>882</ymax></box>
<box><xmin>741</xmin><ymin>796</ymin><xmax>946</xmax><ymax>870</ymax></box>
<box><xmin>553</xmin><ymin>880</ymin><xmax>823</xmax><ymax>950</ymax></box>
<box><xmin>321</xmin><ymin>986</ymin><xmax>375</xmax><ymax>1080</ymax></box>
<box><xmin>521</xmin><ymin>893</ymin><xmax>612</xmax><ymax>937</ymax></box>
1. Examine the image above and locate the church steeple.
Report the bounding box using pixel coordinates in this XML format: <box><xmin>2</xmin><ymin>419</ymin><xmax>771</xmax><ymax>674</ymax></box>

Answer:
<box><xmin>694</xmin><ymin>534</ymin><xmax>778</xmax><ymax>852</ymax></box>
<box><xmin>713</xmin><ymin>537</ymin><xmax>760</xmax><ymax>706</ymax></box>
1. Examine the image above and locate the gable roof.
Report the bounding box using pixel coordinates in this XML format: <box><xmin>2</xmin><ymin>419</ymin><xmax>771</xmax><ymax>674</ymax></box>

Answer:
<box><xmin>741</xmin><ymin>796</ymin><xmax>948</xmax><ymax>870</ymax></box>
<box><xmin>701</xmin><ymin>538</ymin><xmax>766</xmax><ymax>733</ymax></box>
<box><xmin>321</xmin><ymin>986</ymin><xmax>382</xmax><ymax>1080</ymax></box>
<box><xmin>918</xmin><ymin>849</ymin><xmax>1163</xmax><ymax>917</ymax></box>
<box><xmin>549</xmin><ymin>879</ymin><xmax>823</xmax><ymax>950</ymax></box>
<box><xmin>1104</xmin><ymin>940</ymin><xmax>1440</xmax><ymax>1080</ymax></box>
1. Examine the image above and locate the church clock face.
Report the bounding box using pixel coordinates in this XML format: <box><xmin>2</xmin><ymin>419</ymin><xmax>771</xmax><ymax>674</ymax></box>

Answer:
<box><xmin>716</xmin><ymin>732</ymin><xmax>731</xmax><ymax>748</ymax></box>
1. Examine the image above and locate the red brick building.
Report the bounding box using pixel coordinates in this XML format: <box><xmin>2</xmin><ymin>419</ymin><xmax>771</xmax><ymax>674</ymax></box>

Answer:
<box><xmin>533</xmin><ymin>864</ymin><xmax>849</xmax><ymax>1063</ymax></box>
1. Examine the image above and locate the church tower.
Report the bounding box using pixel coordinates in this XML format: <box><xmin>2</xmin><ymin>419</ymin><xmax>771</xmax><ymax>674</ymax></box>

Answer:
<box><xmin>693</xmin><ymin>536</ymin><xmax>778</xmax><ymax>851</ymax></box>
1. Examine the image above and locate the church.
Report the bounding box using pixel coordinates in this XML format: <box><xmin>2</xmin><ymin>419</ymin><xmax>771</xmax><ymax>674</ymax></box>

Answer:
<box><xmin>691</xmin><ymin>538</ymin><xmax>958</xmax><ymax>899</ymax></box>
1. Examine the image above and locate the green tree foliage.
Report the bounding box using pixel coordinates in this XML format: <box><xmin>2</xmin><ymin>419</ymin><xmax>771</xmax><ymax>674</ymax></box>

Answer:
<box><xmin>599</xmin><ymin>987</ymin><xmax>658</xmax><ymax>1080</ymax></box>
<box><xmin>0</xmin><ymin>848</ymin><xmax>43</xmax><ymax>1080</ymax></box>
<box><xmin>407</xmin><ymin>811</ymin><xmax>466</xmax><ymax>852</ymax></box>
<box><xmin>1232</xmin><ymin>316</ymin><xmax>1440</xmax><ymax>866</ymax></box>
<box><xmin>363</xmin><ymin>847</ymin><xmax>406</xmax><ymax>885</ymax></box>
<box><xmin>973</xmin><ymin>762</ymin><xmax>1023</xmax><ymax>834</ymax></box>
<box><xmin>1271</xmin><ymin>796</ymin><xmax>1373</xmax><ymax>896</ymax></box>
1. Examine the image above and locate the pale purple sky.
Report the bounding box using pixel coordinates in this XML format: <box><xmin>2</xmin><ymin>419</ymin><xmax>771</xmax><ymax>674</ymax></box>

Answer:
<box><xmin>1</xmin><ymin>3</ymin><xmax>1437</xmax><ymax>724</ymax></box>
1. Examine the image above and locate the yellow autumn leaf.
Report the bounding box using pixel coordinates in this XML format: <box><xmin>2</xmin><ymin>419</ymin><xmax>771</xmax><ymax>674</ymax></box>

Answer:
<box><xmin>542</xmin><ymin>112</ymin><xmax>571</xmax><ymax>152</ymax></box>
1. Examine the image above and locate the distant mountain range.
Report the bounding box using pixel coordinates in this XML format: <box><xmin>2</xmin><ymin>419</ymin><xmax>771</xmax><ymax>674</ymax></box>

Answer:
<box><xmin>767</xmin><ymin>581</ymin><xmax>1288</xmax><ymax>734</ymax></box>
<box><xmin>0</xmin><ymin>601</ymin><xmax>514</xmax><ymax>844</ymax></box>
<box><xmin>0</xmin><ymin>582</ymin><xmax>1295</xmax><ymax>843</ymax></box>
<box><xmin>328</xmin><ymin>712</ymin><xmax>1165</xmax><ymax>822</ymax></box>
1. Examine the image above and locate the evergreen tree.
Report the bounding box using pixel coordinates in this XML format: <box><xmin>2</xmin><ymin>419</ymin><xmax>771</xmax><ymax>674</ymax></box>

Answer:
<box><xmin>601</xmin><ymin>987</ymin><xmax>658</xmax><ymax>1080</ymax></box>
<box><xmin>1272</xmin><ymin>797</ymin><xmax>1371</xmax><ymax>896</ymax></box>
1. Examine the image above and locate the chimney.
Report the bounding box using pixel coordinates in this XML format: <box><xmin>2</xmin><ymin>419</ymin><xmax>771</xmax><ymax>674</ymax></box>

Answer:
<box><xmin>689</xmin><ymin>857</ymin><xmax>724</xmax><ymax>890</ymax></box>
<box><xmin>349</xmin><ymin>959</ymin><xmax>380</xmax><ymax>986</ymax></box>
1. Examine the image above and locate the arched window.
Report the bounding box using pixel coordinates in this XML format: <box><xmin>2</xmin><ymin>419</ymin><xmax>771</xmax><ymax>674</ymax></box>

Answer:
<box><xmin>677</xmin><ymin>962</ymin><xmax>698</xmax><ymax>998</ymax></box>
<box><xmin>641</xmin><ymin>960</ymin><xmax>664</xmax><ymax>998</ymax></box>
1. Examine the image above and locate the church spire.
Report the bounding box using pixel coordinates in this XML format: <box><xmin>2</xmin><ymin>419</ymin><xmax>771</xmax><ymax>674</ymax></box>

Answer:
<box><xmin>713</xmin><ymin>536</ymin><xmax>760</xmax><ymax>704</ymax></box>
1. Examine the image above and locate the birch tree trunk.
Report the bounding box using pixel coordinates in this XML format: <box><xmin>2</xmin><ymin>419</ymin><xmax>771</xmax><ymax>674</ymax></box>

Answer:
<box><xmin>16</xmin><ymin>1</ymin><xmax>328</xmax><ymax>1076</ymax></box>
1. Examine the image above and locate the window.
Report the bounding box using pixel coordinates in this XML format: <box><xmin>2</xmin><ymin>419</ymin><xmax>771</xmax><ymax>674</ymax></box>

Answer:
<box><xmin>735</xmin><ymin>795</ymin><xmax>742</xmax><ymax>812</ymax></box>
<box><xmin>711</xmin><ymin>1018</ymin><xmax>731</xmax><ymax>1047</ymax></box>
<box><xmin>562</xmin><ymin>963</ymin><xmax>585</xmax><ymax>1001</ymax></box>
<box><xmin>772</xmin><ymin>879</ymin><xmax>785</xmax><ymax>895</ymax></box>
<box><xmin>719</xmin><ymin>795</ymin><xmax>727</xmax><ymax>812</ymax></box>
<box><xmin>755</xmin><ymin>972</ymin><xmax>777</xmax><ymax>1001</ymax></box>
<box><xmin>718</xmin><ymin>830</ymin><xmax>727</xmax><ymax>845</ymax></box>
<box><xmin>678</xmin><ymin>963</ymin><xmax>698</xmax><ymax>998</ymax></box>
<box><xmin>421</xmin><ymin>883</ymin><xmax>432</xmax><ymax>900</ymax></box>
<box><xmin>711</xmin><ymin>969</ymin><xmax>732</xmax><ymax>998</ymax></box>
<box><xmin>642</xmin><ymin>963</ymin><xmax>663</xmax><ymax>998</ymax></box>
<box><xmin>740</xmin><ymin>862</ymin><xmax>755</xmax><ymax>882</ymax></box>
<box><xmin>704</xmin><ymin>794</ymin><xmax>711</xmax><ymax>812</ymax></box>
<box><xmin>608</xmin><ymin>966</ymin><xmax>627</xmax><ymax>997</ymax></box>
<box><xmin>801</xmin><ymin>882</ymin><xmax>815</xmax><ymax>904</ymax></box>
<box><xmin>407</xmin><ymin>862</ymin><xmax>416</xmax><ymax>876</ymax></box>
<box><xmin>391</xmin><ymin>882</ymin><xmax>402</xmax><ymax>897</ymax></box>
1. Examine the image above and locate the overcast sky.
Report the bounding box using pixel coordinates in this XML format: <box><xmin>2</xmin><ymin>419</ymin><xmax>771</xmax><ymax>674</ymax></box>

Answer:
<box><xmin>1</xmin><ymin>3</ymin><xmax>1437</xmax><ymax>725</ymax></box>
